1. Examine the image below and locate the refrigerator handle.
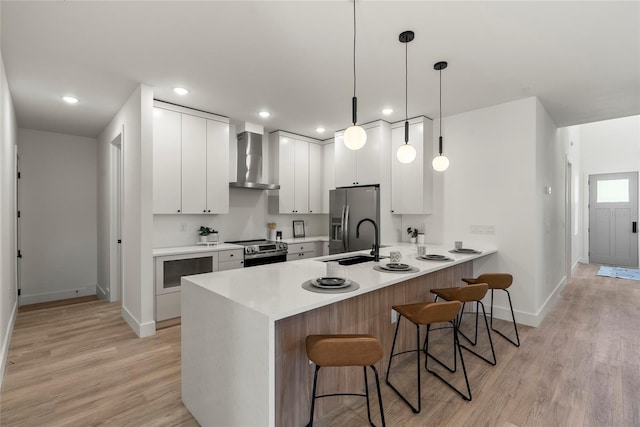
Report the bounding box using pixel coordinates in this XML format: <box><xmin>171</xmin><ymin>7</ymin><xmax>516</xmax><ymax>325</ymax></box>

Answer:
<box><xmin>343</xmin><ymin>205</ymin><xmax>350</xmax><ymax>252</ymax></box>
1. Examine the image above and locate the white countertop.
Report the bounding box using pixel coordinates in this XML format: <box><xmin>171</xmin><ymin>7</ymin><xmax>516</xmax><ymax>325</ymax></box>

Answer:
<box><xmin>153</xmin><ymin>243</ymin><xmax>244</xmax><ymax>257</ymax></box>
<box><xmin>182</xmin><ymin>243</ymin><xmax>496</xmax><ymax>321</ymax></box>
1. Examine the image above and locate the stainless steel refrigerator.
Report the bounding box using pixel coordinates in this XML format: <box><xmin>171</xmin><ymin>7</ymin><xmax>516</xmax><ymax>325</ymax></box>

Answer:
<box><xmin>329</xmin><ymin>185</ymin><xmax>380</xmax><ymax>255</ymax></box>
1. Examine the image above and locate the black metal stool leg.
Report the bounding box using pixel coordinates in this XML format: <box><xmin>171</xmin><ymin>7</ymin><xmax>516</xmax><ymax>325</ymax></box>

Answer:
<box><xmin>363</xmin><ymin>366</ymin><xmax>374</xmax><ymax>426</ymax></box>
<box><xmin>458</xmin><ymin>302</ymin><xmax>480</xmax><ymax>346</ymax></box>
<box><xmin>424</xmin><ymin>320</ymin><xmax>472</xmax><ymax>401</ymax></box>
<box><xmin>490</xmin><ymin>289</ymin><xmax>521</xmax><ymax>347</ymax></box>
<box><xmin>459</xmin><ymin>301</ymin><xmax>496</xmax><ymax>365</ymax></box>
<box><xmin>306</xmin><ymin>365</ymin><xmax>320</xmax><ymax>427</ymax></box>
<box><xmin>371</xmin><ymin>366</ymin><xmax>386</xmax><ymax>427</ymax></box>
<box><xmin>385</xmin><ymin>316</ymin><xmax>422</xmax><ymax>413</ymax></box>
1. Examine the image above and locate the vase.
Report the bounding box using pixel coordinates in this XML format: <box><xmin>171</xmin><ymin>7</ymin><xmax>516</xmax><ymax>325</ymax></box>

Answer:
<box><xmin>417</xmin><ymin>233</ymin><xmax>425</xmax><ymax>244</ymax></box>
<box><xmin>199</xmin><ymin>236</ymin><xmax>208</xmax><ymax>243</ymax></box>
<box><xmin>410</xmin><ymin>237</ymin><xmax>417</xmax><ymax>244</ymax></box>
<box><xmin>209</xmin><ymin>233</ymin><xmax>219</xmax><ymax>243</ymax></box>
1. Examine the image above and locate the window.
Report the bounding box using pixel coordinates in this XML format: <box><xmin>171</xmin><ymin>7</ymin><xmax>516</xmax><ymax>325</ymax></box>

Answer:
<box><xmin>597</xmin><ymin>179</ymin><xmax>629</xmax><ymax>203</ymax></box>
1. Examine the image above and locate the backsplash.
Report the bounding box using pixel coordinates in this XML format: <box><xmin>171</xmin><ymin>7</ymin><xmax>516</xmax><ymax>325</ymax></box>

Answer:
<box><xmin>153</xmin><ymin>188</ymin><xmax>327</xmax><ymax>247</ymax></box>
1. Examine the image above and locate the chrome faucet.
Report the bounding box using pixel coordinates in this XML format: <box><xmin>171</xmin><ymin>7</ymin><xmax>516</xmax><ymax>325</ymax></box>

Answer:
<box><xmin>356</xmin><ymin>218</ymin><xmax>380</xmax><ymax>262</ymax></box>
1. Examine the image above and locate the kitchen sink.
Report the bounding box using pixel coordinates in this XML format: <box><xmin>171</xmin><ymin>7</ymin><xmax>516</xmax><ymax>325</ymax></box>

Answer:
<box><xmin>322</xmin><ymin>254</ymin><xmax>389</xmax><ymax>266</ymax></box>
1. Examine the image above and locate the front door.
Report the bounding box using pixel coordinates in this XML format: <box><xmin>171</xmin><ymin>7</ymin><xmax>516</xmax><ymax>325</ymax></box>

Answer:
<box><xmin>589</xmin><ymin>172</ymin><xmax>639</xmax><ymax>267</ymax></box>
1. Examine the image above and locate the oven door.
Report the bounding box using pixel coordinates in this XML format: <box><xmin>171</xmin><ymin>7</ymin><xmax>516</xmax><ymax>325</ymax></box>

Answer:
<box><xmin>155</xmin><ymin>252</ymin><xmax>218</xmax><ymax>295</ymax></box>
<box><xmin>244</xmin><ymin>253</ymin><xmax>287</xmax><ymax>268</ymax></box>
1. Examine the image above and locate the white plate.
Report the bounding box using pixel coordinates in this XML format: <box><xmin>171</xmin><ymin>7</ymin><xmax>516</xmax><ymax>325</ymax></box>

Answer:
<box><xmin>379</xmin><ymin>263</ymin><xmax>411</xmax><ymax>271</ymax></box>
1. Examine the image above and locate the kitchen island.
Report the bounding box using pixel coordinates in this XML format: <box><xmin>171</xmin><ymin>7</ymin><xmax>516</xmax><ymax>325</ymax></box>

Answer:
<box><xmin>181</xmin><ymin>244</ymin><xmax>496</xmax><ymax>426</ymax></box>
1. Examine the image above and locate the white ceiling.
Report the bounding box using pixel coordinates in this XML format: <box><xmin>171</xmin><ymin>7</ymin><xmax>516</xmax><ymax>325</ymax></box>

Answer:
<box><xmin>2</xmin><ymin>1</ymin><xmax>639</xmax><ymax>139</ymax></box>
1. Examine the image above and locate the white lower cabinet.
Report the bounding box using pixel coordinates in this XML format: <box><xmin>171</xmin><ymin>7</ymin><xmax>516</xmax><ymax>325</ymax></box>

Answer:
<box><xmin>286</xmin><ymin>242</ymin><xmax>317</xmax><ymax>261</ymax></box>
<box><xmin>154</xmin><ymin>248</ymin><xmax>243</xmax><ymax>322</ymax></box>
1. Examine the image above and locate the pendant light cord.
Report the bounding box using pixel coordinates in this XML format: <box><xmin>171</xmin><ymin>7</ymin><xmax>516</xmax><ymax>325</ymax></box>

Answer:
<box><xmin>405</xmin><ymin>42</ymin><xmax>408</xmax><ymax>123</ymax></box>
<box><xmin>353</xmin><ymin>0</ymin><xmax>356</xmax><ymax>99</ymax></box>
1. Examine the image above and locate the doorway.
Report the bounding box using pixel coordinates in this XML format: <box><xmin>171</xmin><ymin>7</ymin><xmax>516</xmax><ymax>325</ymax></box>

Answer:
<box><xmin>588</xmin><ymin>172</ymin><xmax>639</xmax><ymax>267</ymax></box>
<box><xmin>110</xmin><ymin>132</ymin><xmax>123</xmax><ymax>303</ymax></box>
<box><xmin>565</xmin><ymin>161</ymin><xmax>572</xmax><ymax>280</ymax></box>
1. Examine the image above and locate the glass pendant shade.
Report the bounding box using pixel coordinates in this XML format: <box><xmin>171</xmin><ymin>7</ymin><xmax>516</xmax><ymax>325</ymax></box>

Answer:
<box><xmin>432</xmin><ymin>154</ymin><xmax>450</xmax><ymax>172</ymax></box>
<box><xmin>344</xmin><ymin>125</ymin><xmax>367</xmax><ymax>150</ymax></box>
<box><xmin>397</xmin><ymin>143</ymin><xmax>416</xmax><ymax>164</ymax></box>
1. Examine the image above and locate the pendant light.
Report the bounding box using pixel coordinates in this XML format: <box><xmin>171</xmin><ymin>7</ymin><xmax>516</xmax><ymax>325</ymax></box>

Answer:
<box><xmin>432</xmin><ymin>61</ymin><xmax>450</xmax><ymax>171</ymax></box>
<box><xmin>343</xmin><ymin>0</ymin><xmax>367</xmax><ymax>151</ymax></box>
<box><xmin>396</xmin><ymin>30</ymin><xmax>417</xmax><ymax>164</ymax></box>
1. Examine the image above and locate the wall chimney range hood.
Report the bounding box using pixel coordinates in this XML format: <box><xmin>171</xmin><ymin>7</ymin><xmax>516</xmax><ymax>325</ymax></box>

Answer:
<box><xmin>229</xmin><ymin>130</ymin><xmax>279</xmax><ymax>190</ymax></box>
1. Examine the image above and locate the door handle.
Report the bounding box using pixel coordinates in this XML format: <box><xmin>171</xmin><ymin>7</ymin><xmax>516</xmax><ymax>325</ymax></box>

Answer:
<box><xmin>633</xmin><ymin>221</ymin><xmax>637</xmax><ymax>233</ymax></box>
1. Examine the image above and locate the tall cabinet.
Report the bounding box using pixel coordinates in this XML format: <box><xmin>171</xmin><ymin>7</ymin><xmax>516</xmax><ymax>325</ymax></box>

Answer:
<box><xmin>390</xmin><ymin>116</ymin><xmax>434</xmax><ymax>214</ymax></box>
<box><xmin>153</xmin><ymin>101</ymin><xmax>229</xmax><ymax>214</ymax></box>
<box><xmin>270</xmin><ymin>131</ymin><xmax>325</xmax><ymax>214</ymax></box>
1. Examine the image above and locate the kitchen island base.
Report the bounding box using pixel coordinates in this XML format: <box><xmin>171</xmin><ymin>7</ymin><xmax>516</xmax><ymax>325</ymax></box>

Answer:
<box><xmin>182</xmin><ymin>259</ymin><xmax>473</xmax><ymax>426</ymax></box>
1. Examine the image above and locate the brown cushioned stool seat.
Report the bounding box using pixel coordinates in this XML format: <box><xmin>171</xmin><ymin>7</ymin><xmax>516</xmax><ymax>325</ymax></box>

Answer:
<box><xmin>462</xmin><ymin>273</ymin><xmax>520</xmax><ymax>346</ymax></box>
<box><xmin>430</xmin><ymin>283</ymin><xmax>496</xmax><ymax>366</ymax></box>
<box><xmin>305</xmin><ymin>334</ymin><xmax>385</xmax><ymax>427</ymax></box>
<box><xmin>385</xmin><ymin>301</ymin><xmax>471</xmax><ymax>414</ymax></box>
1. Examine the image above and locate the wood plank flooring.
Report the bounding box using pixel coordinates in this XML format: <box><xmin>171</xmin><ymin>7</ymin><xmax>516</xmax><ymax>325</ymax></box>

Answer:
<box><xmin>1</xmin><ymin>263</ymin><xmax>638</xmax><ymax>426</ymax></box>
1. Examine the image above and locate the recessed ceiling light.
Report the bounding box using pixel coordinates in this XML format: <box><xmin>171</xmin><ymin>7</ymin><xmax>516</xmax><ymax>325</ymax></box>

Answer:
<box><xmin>382</xmin><ymin>108</ymin><xmax>393</xmax><ymax>115</ymax></box>
<box><xmin>259</xmin><ymin>111</ymin><xmax>271</xmax><ymax>118</ymax></box>
<box><xmin>62</xmin><ymin>96</ymin><xmax>78</xmax><ymax>104</ymax></box>
<box><xmin>173</xmin><ymin>87</ymin><xmax>189</xmax><ymax>95</ymax></box>
<box><xmin>316</xmin><ymin>127</ymin><xmax>325</xmax><ymax>133</ymax></box>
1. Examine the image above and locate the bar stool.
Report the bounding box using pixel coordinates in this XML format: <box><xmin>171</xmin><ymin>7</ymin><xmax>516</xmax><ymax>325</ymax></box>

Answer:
<box><xmin>430</xmin><ymin>284</ymin><xmax>496</xmax><ymax>366</ymax></box>
<box><xmin>462</xmin><ymin>273</ymin><xmax>520</xmax><ymax>347</ymax></box>
<box><xmin>385</xmin><ymin>300</ymin><xmax>471</xmax><ymax>413</ymax></box>
<box><xmin>305</xmin><ymin>334</ymin><xmax>385</xmax><ymax>427</ymax></box>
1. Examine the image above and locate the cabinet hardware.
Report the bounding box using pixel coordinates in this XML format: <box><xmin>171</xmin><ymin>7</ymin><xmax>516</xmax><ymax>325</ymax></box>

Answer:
<box><xmin>178</xmin><ymin>209</ymin><xmax>181</xmax><ymax>213</ymax></box>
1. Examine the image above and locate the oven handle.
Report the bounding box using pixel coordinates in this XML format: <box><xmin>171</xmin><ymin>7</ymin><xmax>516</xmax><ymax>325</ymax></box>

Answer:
<box><xmin>244</xmin><ymin>251</ymin><xmax>288</xmax><ymax>260</ymax></box>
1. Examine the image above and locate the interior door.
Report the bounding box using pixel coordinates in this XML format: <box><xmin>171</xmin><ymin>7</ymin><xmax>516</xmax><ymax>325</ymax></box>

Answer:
<box><xmin>589</xmin><ymin>172</ymin><xmax>638</xmax><ymax>267</ymax></box>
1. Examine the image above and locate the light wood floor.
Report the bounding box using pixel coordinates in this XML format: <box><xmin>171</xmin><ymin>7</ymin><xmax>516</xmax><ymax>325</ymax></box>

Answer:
<box><xmin>1</xmin><ymin>263</ymin><xmax>638</xmax><ymax>426</ymax></box>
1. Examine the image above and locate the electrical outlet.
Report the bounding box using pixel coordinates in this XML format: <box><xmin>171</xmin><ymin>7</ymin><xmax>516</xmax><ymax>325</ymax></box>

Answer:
<box><xmin>484</xmin><ymin>225</ymin><xmax>495</xmax><ymax>234</ymax></box>
<box><xmin>391</xmin><ymin>309</ymin><xmax>398</xmax><ymax>324</ymax></box>
<box><xmin>470</xmin><ymin>225</ymin><xmax>483</xmax><ymax>234</ymax></box>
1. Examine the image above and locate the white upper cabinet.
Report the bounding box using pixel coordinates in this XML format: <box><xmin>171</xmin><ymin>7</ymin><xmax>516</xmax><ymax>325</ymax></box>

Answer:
<box><xmin>270</xmin><ymin>131</ymin><xmax>324</xmax><ymax>214</ymax></box>
<box><xmin>308</xmin><ymin>142</ymin><xmax>322</xmax><ymax>213</ymax></box>
<box><xmin>206</xmin><ymin>119</ymin><xmax>230</xmax><ymax>214</ymax></box>
<box><xmin>181</xmin><ymin>114</ymin><xmax>207</xmax><ymax>214</ymax></box>
<box><xmin>152</xmin><ymin>101</ymin><xmax>229</xmax><ymax>214</ymax></box>
<box><xmin>390</xmin><ymin>117</ymin><xmax>434</xmax><ymax>214</ymax></box>
<box><xmin>153</xmin><ymin>107</ymin><xmax>182</xmax><ymax>214</ymax></box>
<box><xmin>321</xmin><ymin>141</ymin><xmax>335</xmax><ymax>214</ymax></box>
<box><xmin>335</xmin><ymin>122</ymin><xmax>386</xmax><ymax>187</ymax></box>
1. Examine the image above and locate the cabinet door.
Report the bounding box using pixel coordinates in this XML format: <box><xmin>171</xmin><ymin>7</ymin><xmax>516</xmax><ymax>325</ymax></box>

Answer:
<box><xmin>355</xmin><ymin>125</ymin><xmax>382</xmax><ymax>186</ymax></box>
<box><xmin>278</xmin><ymin>136</ymin><xmax>296</xmax><ymax>213</ymax></box>
<box><xmin>294</xmin><ymin>139</ymin><xmax>310</xmax><ymax>214</ymax></box>
<box><xmin>206</xmin><ymin>119</ymin><xmax>229</xmax><ymax>213</ymax></box>
<box><xmin>321</xmin><ymin>143</ymin><xmax>335</xmax><ymax>213</ymax></box>
<box><xmin>391</xmin><ymin>121</ymin><xmax>430</xmax><ymax>214</ymax></box>
<box><xmin>334</xmin><ymin>134</ymin><xmax>358</xmax><ymax>187</ymax></box>
<box><xmin>181</xmin><ymin>114</ymin><xmax>207</xmax><ymax>214</ymax></box>
<box><xmin>308</xmin><ymin>143</ymin><xmax>322</xmax><ymax>214</ymax></box>
<box><xmin>153</xmin><ymin>108</ymin><xmax>182</xmax><ymax>214</ymax></box>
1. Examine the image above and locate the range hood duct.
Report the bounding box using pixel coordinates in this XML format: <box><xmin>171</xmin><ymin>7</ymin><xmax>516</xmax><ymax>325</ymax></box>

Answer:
<box><xmin>229</xmin><ymin>131</ymin><xmax>280</xmax><ymax>190</ymax></box>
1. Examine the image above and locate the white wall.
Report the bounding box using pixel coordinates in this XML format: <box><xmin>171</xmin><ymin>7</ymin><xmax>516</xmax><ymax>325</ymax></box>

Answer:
<box><xmin>558</xmin><ymin>125</ymin><xmax>582</xmax><ymax>271</ymax></box>
<box><xmin>0</xmin><ymin>48</ymin><xmax>18</xmax><ymax>386</ymax></box>
<box><xmin>97</xmin><ymin>84</ymin><xmax>155</xmax><ymax>338</ymax></box>
<box><xmin>579</xmin><ymin>115</ymin><xmax>640</xmax><ymax>264</ymax></box>
<box><xmin>401</xmin><ymin>97</ymin><xmax>572</xmax><ymax>326</ymax></box>
<box><xmin>17</xmin><ymin>129</ymin><xmax>97</xmax><ymax>304</ymax></box>
<box><xmin>534</xmin><ymin>99</ymin><xmax>566</xmax><ymax>314</ymax></box>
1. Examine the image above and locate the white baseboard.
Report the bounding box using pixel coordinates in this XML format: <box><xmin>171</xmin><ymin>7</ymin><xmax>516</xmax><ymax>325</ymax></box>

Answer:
<box><xmin>121</xmin><ymin>304</ymin><xmax>155</xmax><ymax>338</ymax></box>
<box><xmin>95</xmin><ymin>283</ymin><xmax>109</xmax><ymax>300</ymax></box>
<box><xmin>21</xmin><ymin>284</ymin><xmax>97</xmax><ymax>305</ymax></box>
<box><xmin>0</xmin><ymin>300</ymin><xmax>18</xmax><ymax>387</ymax></box>
<box><xmin>488</xmin><ymin>276</ymin><xmax>567</xmax><ymax>328</ymax></box>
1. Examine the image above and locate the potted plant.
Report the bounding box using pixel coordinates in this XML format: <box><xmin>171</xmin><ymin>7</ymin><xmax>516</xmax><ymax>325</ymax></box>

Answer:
<box><xmin>407</xmin><ymin>227</ymin><xmax>419</xmax><ymax>243</ymax></box>
<box><xmin>208</xmin><ymin>228</ymin><xmax>219</xmax><ymax>243</ymax></box>
<box><xmin>199</xmin><ymin>226</ymin><xmax>212</xmax><ymax>243</ymax></box>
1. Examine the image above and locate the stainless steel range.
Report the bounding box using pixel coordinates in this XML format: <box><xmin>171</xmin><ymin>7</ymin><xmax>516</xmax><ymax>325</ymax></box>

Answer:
<box><xmin>225</xmin><ymin>239</ymin><xmax>288</xmax><ymax>267</ymax></box>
